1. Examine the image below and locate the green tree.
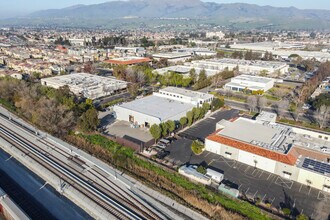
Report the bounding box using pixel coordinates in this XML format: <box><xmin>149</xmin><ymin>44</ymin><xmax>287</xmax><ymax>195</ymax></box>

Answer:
<box><xmin>191</xmin><ymin>140</ymin><xmax>205</xmax><ymax>155</ymax></box>
<box><xmin>186</xmin><ymin>111</ymin><xmax>193</xmax><ymax>126</ymax></box>
<box><xmin>202</xmin><ymin>102</ymin><xmax>211</xmax><ymax>112</ymax></box>
<box><xmin>189</xmin><ymin>68</ymin><xmax>197</xmax><ymax>84</ymax></box>
<box><xmin>312</xmin><ymin>93</ymin><xmax>330</xmax><ymax>109</ymax></box>
<box><xmin>179</xmin><ymin>117</ymin><xmax>188</xmax><ymax>128</ymax></box>
<box><xmin>160</xmin><ymin>123</ymin><xmax>168</xmax><ymax>137</ymax></box>
<box><xmin>193</xmin><ymin>107</ymin><xmax>202</xmax><ymax>121</ymax></box>
<box><xmin>78</xmin><ymin>108</ymin><xmax>99</xmax><ymax>132</ymax></box>
<box><xmin>150</xmin><ymin>124</ymin><xmax>162</xmax><ymax>142</ymax></box>
<box><xmin>166</xmin><ymin>120</ymin><xmax>176</xmax><ymax>133</ymax></box>
<box><xmin>211</xmin><ymin>98</ymin><xmax>224</xmax><ymax>111</ymax></box>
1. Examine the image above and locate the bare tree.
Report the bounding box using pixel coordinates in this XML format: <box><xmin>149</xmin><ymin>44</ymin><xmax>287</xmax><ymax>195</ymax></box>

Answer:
<box><xmin>257</xmin><ymin>97</ymin><xmax>267</xmax><ymax>112</ymax></box>
<box><xmin>247</xmin><ymin>96</ymin><xmax>258</xmax><ymax>112</ymax></box>
<box><xmin>136</xmin><ymin>70</ymin><xmax>146</xmax><ymax>85</ymax></box>
<box><xmin>276</xmin><ymin>99</ymin><xmax>290</xmax><ymax>118</ymax></box>
<box><xmin>315</xmin><ymin>105</ymin><xmax>329</xmax><ymax>129</ymax></box>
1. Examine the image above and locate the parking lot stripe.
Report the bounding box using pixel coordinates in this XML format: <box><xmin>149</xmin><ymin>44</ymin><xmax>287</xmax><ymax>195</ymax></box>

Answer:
<box><xmin>270</xmin><ymin>197</ymin><xmax>275</xmax><ymax>205</ymax></box>
<box><xmin>259</xmin><ymin>170</ymin><xmax>264</xmax><ymax>178</ymax></box>
<box><xmin>266</xmin><ymin>173</ymin><xmax>272</xmax><ymax>180</ymax></box>
<box><xmin>245</xmin><ymin>187</ymin><xmax>250</xmax><ymax>194</ymax></box>
<box><xmin>244</xmin><ymin>166</ymin><xmax>250</xmax><ymax>173</ymax></box>
<box><xmin>262</xmin><ymin>194</ymin><xmax>267</xmax><ymax>202</ymax></box>
<box><xmin>208</xmin><ymin>159</ymin><xmax>214</xmax><ymax>166</ymax></box>
<box><xmin>238</xmin><ymin>184</ymin><xmax>242</xmax><ymax>189</ymax></box>
<box><xmin>299</xmin><ymin>184</ymin><xmax>303</xmax><ymax>192</ymax></box>
<box><xmin>253</xmin><ymin>190</ymin><xmax>258</xmax><ymax>198</ymax></box>
<box><xmin>308</xmin><ymin>187</ymin><xmax>312</xmax><ymax>195</ymax></box>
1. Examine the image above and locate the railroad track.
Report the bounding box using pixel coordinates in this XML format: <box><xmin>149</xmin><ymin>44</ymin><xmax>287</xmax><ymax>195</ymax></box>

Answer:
<box><xmin>0</xmin><ymin>112</ymin><xmax>167</xmax><ymax>220</ymax></box>
<box><xmin>0</xmin><ymin>124</ymin><xmax>157</xmax><ymax>220</ymax></box>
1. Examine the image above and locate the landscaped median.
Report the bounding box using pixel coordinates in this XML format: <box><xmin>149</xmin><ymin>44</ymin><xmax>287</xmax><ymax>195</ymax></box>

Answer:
<box><xmin>65</xmin><ymin>133</ymin><xmax>271</xmax><ymax>220</ymax></box>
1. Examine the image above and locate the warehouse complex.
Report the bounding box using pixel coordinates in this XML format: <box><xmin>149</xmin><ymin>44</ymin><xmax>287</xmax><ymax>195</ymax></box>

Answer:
<box><xmin>188</xmin><ymin>58</ymin><xmax>289</xmax><ymax>75</ymax></box>
<box><xmin>205</xmin><ymin>112</ymin><xmax>330</xmax><ymax>191</ymax></box>
<box><xmin>114</xmin><ymin>87</ymin><xmax>214</xmax><ymax>127</ymax></box>
<box><xmin>224</xmin><ymin>74</ymin><xmax>275</xmax><ymax>92</ymax></box>
<box><xmin>41</xmin><ymin>73</ymin><xmax>128</xmax><ymax>99</ymax></box>
<box><xmin>154</xmin><ymin>58</ymin><xmax>288</xmax><ymax>77</ymax></box>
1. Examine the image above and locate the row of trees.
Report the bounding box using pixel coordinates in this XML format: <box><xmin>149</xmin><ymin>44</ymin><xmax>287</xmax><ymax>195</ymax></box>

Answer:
<box><xmin>217</xmin><ymin>49</ymin><xmax>273</xmax><ymax>61</ymax></box>
<box><xmin>0</xmin><ymin>77</ymin><xmax>99</xmax><ymax>136</ymax></box>
<box><xmin>296</xmin><ymin>61</ymin><xmax>330</xmax><ymax>104</ymax></box>
<box><xmin>149</xmin><ymin>99</ymin><xmax>224</xmax><ymax>141</ymax></box>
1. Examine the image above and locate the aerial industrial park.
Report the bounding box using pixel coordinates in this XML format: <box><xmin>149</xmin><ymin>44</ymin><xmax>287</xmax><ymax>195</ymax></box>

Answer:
<box><xmin>0</xmin><ymin>1</ymin><xmax>330</xmax><ymax>220</ymax></box>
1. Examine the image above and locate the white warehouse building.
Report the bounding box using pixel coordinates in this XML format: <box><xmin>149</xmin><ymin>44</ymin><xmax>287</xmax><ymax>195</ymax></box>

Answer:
<box><xmin>41</xmin><ymin>73</ymin><xmax>128</xmax><ymax>100</ymax></box>
<box><xmin>224</xmin><ymin>74</ymin><xmax>275</xmax><ymax>92</ymax></box>
<box><xmin>187</xmin><ymin>58</ymin><xmax>289</xmax><ymax>75</ymax></box>
<box><xmin>114</xmin><ymin>87</ymin><xmax>214</xmax><ymax>127</ymax></box>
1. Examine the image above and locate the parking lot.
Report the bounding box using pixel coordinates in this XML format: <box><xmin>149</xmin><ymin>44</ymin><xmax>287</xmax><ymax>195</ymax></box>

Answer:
<box><xmin>164</xmin><ymin>109</ymin><xmax>330</xmax><ymax>219</ymax></box>
<box><xmin>179</xmin><ymin>109</ymin><xmax>239</xmax><ymax>140</ymax></box>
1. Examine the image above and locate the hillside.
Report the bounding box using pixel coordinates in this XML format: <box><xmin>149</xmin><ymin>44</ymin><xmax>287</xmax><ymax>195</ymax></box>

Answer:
<box><xmin>3</xmin><ymin>0</ymin><xmax>330</xmax><ymax>29</ymax></box>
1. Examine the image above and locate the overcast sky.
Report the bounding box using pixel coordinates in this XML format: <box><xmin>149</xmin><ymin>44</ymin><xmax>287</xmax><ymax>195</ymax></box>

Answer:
<box><xmin>1</xmin><ymin>0</ymin><xmax>329</xmax><ymax>18</ymax></box>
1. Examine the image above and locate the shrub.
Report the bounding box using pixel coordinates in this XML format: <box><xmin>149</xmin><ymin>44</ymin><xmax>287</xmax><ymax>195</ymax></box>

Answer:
<box><xmin>191</xmin><ymin>140</ymin><xmax>204</xmax><ymax>155</ymax></box>
<box><xmin>196</xmin><ymin>165</ymin><xmax>207</xmax><ymax>175</ymax></box>
<box><xmin>296</xmin><ymin>214</ymin><xmax>309</xmax><ymax>220</ymax></box>
<box><xmin>282</xmin><ymin>208</ymin><xmax>291</xmax><ymax>216</ymax></box>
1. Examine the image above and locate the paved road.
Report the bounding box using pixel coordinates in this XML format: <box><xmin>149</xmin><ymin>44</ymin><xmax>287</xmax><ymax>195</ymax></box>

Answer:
<box><xmin>164</xmin><ymin>109</ymin><xmax>330</xmax><ymax>219</ymax></box>
<box><xmin>98</xmin><ymin>92</ymin><xmax>131</xmax><ymax>105</ymax></box>
<box><xmin>224</xmin><ymin>99</ymin><xmax>330</xmax><ymax>127</ymax></box>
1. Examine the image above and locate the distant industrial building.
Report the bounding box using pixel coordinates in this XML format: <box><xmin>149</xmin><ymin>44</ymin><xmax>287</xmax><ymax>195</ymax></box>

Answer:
<box><xmin>205</xmin><ymin>112</ymin><xmax>330</xmax><ymax>191</ymax></box>
<box><xmin>230</xmin><ymin>42</ymin><xmax>330</xmax><ymax>62</ymax></box>
<box><xmin>41</xmin><ymin>73</ymin><xmax>127</xmax><ymax>99</ymax></box>
<box><xmin>174</xmin><ymin>48</ymin><xmax>217</xmax><ymax>57</ymax></box>
<box><xmin>224</xmin><ymin>74</ymin><xmax>275</xmax><ymax>92</ymax></box>
<box><xmin>155</xmin><ymin>58</ymin><xmax>288</xmax><ymax>77</ymax></box>
<box><xmin>105</xmin><ymin>57</ymin><xmax>151</xmax><ymax>66</ymax></box>
<box><xmin>188</xmin><ymin>58</ymin><xmax>289</xmax><ymax>75</ymax></box>
<box><xmin>154</xmin><ymin>65</ymin><xmax>219</xmax><ymax>77</ymax></box>
<box><xmin>152</xmin><ymin>52</ymin><xmax>192</xmax><ymax>63</ymax></box>
<box><xmin>114</xmin><ymin>87</ymin><xmax>213</xmax><ymax>127</ymax></box>
<box><xmin>206</xmin><ymin>31</ymin><xmax>225</xmax><ymax>39</ymax></box>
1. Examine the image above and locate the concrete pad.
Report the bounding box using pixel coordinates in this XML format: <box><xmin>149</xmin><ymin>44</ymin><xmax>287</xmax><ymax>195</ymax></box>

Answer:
<box><xmin>106</xmin><ymin>120</ymin><xmax>153</xmax><ymax>143</ymax></box>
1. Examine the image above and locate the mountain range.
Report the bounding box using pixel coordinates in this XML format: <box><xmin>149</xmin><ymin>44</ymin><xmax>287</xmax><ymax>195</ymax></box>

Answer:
<box><xmin>3</xmin><ymin>0</ymin><xmax>330</xmax><ymax>30</ymax></box>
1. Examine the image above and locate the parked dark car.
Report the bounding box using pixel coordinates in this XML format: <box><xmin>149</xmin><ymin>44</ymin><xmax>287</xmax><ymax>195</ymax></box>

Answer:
<box><xmin>156</xmin><ymin>150</ymin><xmax>170</xmax><ymax>159</ymax></box>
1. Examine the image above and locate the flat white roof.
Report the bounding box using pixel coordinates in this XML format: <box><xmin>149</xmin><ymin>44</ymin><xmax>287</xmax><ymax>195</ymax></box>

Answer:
<box><xmin>152</xmin><ymin>52</ymin><xmax>192</xmax><ymax>59</ymax></box>
<box><xmin>116</xmin><ymin>95</ymin><xmax>194</xmax><ymax>121</ymax></box>
<box><xmin>160</xmin><ymin>87</ymin><xmax>214</xmax><ymax>100</ymax></box>
<box><xmin>232</xmin><ymin>74</ymin><xmax>274</xmax><ymax>84</ymax></box>
<box><xmin>218</xmin><ymin>118</ymin><xmax>293</xmax><ymax>153</ymax></box>
<box><xmin>191</xmin><ymin>58</ymin><xmax>287</xmax><ymax>69</ymax></box>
